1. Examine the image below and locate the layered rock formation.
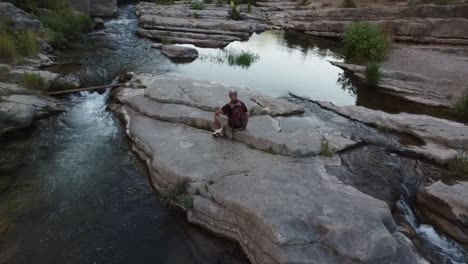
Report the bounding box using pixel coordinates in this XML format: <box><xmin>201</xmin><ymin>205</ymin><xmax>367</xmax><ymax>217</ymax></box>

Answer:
<box><xmin>417</xmin><ymin>181</ymin><xmax>468</xmax><ymax>245</ymax></box>
<box><xmin>136</xmin><ymin>2</ymin><xmax>271</xmax><ymax>48</ymax></box>
<box><xmin>271</xmin><ymin>5</ymin><xmax>468</xmax><ymax>45</ymax></box>
<box><xmin>110</xmin><ymin>74</ymin><xmax>424</xmax><ymax>264</ymax></box>
<box><xmin>299</xmin><ymin>98</ymin><xmax>468</xmax><ymax>164</ymax></box>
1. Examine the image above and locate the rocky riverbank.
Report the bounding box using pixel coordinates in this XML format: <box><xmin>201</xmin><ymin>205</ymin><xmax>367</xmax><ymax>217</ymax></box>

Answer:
<box><xmin>108</xmin><ymin>72</ymin><xmax>460</xmax><ymax>264</ymax></box>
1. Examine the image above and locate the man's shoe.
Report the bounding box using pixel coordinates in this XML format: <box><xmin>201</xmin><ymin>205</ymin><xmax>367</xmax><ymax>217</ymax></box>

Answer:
<box><xmin>212</xmin><ymin>128</ymin><xmax>223</xmax><ymax>137</ymax></box>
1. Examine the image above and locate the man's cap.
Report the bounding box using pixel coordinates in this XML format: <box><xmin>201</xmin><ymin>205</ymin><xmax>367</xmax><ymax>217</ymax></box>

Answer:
<box><xmin>229</xmin><ymin>89</ymin><xmax>237</xmax><ymax>96</ymax></box>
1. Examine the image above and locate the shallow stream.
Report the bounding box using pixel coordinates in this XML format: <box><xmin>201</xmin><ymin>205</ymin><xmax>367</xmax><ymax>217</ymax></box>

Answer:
<box><xmin>1</xmin><ymin>4</ymin><xmax>467</xmax><ymax>264</ymax></box>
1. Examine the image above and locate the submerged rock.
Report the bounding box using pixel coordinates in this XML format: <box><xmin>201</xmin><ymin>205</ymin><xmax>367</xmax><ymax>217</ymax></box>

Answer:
<box><xmin>161</xmin><ymin>45</ymin><xmax>199</xmax><ymax>62</ymax></box>
<box><xmin>417</xmin><ymin>181</ymin><xmax>468</xmax><ymax>245</ymax></box>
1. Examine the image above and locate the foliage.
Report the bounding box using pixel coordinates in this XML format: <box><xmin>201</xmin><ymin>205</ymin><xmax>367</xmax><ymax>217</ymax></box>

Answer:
<box><xmin>365</xmin><ymin>63</ymin><xmax>381</xmax><ymax>86</ymax></box>
<box><xmin>191</xmin><ymin>1</ymin><xmax>205</xmax><ymax>9</ymax></box>
<box><xmin>200</xmin><ymin>49</ymin><xmax>259</xmax><ymax>69</ymax></box>
<box><xmin>342</xmin><ymin>22</ymin><xmax>392</xmax><ymax>63</ymax></box>
<box><xmin>216</xmin><ymin>0</ymin><xmax>226</xmax><ymax>6</ymax></box>
<box><xmin>0</xmin><ymin>19</ymin><xmax>38</xmax><ymax>63</ymax></box>
<box><xmin>451</xmin><ymin>89</ymin><xmax>468</xmax><ymax>116</ymax></box>
<box><xmin>449</xmin><ymin>152</ymin><xmax>468</xmax><ymax>175</ymax></box>
<box><xmin>229</xmin><ymin>4</ymin><xmax>242</xmax><ymax>20</ymax></box>
<box><xmin>0</xmin><ymin>65</ymin><xmax>11</xmax><ymax>81</ymax></box>
<box><xmin>20</xmin><ymin>72</ymin><xmax>47</xmax><ymax>90</ymax></box>
<box><xmin>16</xmin><ymin>31</ymin><xmax>39</xmax><ymax>57</ymax></box>
<box><xmin>39</xmin><ymin>11</ymin><xmax>91</xmax><ymax>47</ymax></box>
<box><xmin>296</xmin><ymin>0</ymin><xmax>310</xmax><ymax>6</ymax></box>
<box><xmin>342</xmin><ymin>0</ymin><xmax>357</xmax><ymax>7</ymax></box>
<box><xmin>156</xmin><ymin>180</ymin><xmax>193</xmax><ymax>210</ymax></box>
<box><xmin>319</xmin><ymin>138</ymin><xmax>333</xmax><ymax>157</ymax></box>
<box><xmin>192</xmin><ymin>12</ymin><xmax>201</xmax><ymax>18</ymax></box>
<box><xmin>376</xmin><ymin>123</ymin><xmax>390</xmax><ymax>133</ymax></box>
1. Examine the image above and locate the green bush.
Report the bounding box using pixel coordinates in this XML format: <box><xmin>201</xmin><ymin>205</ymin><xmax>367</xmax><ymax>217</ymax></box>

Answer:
<box><xmin>365</xmin><ymin>63</ymin><xmax>381</xmax><ymax>86</ymax></box>
<box><xmin>191</xmin><ymin>1</ymin><xmax>205</xmax><ymax>9</ymax></box>
<box><xmin>449</xmin><ymin>152</ymin><xmax>468</xmax><ymax>175</ymax></box>
<box><xmin>227</xmin><ymin>51</ymin><xmax>259</xmax><ymax>68</ymax></box>
<box><xmin>229</xmin><ymin>5</ymin><xmax>242</xmax><ymax>20</ymax></box>
<box><xmin>342</xmin><ymin>0</ymin><xmax>357</xmax><ymax>7</ymax></box>
<box><xmin>343</xmin><ymin>22</ymin><xmax>392</xmax><ymax>63</ymax></box>
<box><xmin>0</xmin><ymin>65</ymin><xmax>11</xmax><ymax>81</ymax></box>
<box><xmin>0</xmin><ymin>35</ymin><xmax>17</xmax><ymax>63</ymax></box>
<box><xmin>39</xmin><ymin>11</ymin><xmax>91</xmax><ymax>47</ymax></box>
<box><xmin>451</xmin><ymin>90</ymin><xmax>468</xmax><ymax>116</ymax></box>
<box><xmin>156</xmin><ymin>180</ymin><xmax>193</xmax><ymax>210</ymax></box>
<box><xmin>16</xmin><ymin>31</ymin><xmax>39</xmax><ymax>57</ymax></box>
<box><xmin>20</xmin><ymin>72</ymin><xmax>47</xmax><ymax>90</ymax></box>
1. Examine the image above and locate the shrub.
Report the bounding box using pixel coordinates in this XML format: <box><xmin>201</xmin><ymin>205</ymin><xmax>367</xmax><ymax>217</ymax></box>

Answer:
<box><xmin>229</xmin><ymin>4</ymin><xmax>242</xmax><ymax>20</ymax></box>
<box><xmin>0</xmin><ymin>35</ymin><xmax>17</xmax><ymax>63</ymax></box>
<box><xmin>227</xmin><ymin>50</ymin><xmax>259</xmax><ymax>68</ymax></box>
<box><xmin>0</xmin><ymin>65</ymin><xmax>11</xmax><ymax>81</ymax></box>
<box><xmin>156</xmin><ymin>180</ymin><xmax>193</xmax><ymax>210</ymax></box>
<box><xmin>191</xmin><ymin>1</ymin><xmax>205</xmax><ymax>9</ymax></box>
<box><xmin>16</xmin><ymin>31</ymin><xmax>39</xmax><ymax>57</ymax></box>
<box><xmin>449</xmin><ymin>152</ymin><xmax>468</xmax><ymax>175</ymax></box>
<box><xmin>20</xmin><ymin>72</ymin><xmax>47</xmax><ymax>90</ymax></box>
<box><xmin>40</xmin><ymin>11</ymin><xmax>91</xmax><ymax>47</ymax></box>
<box><xmin>365</xmin><ymin>63</ymin><xmax>381</xmax><ymax>86</ymax></box>
<box><xmin>343</xmin><ymin>22</ymin><xmax>392</xmax><ymax>63</ymax></box>
<box><xmin>451</xmin><ymin>89</ymin><xmax>468</xmax><ymax>116</ymax></box>
<box><xmin>342</xmin><ymin>0</ymin><xmax>357</xmax><ymax>7</ymax></box>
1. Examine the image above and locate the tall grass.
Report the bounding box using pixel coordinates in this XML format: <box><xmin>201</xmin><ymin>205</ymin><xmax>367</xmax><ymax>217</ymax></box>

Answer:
<box><xmin>343</xmin><ymin>22</ymin><xmax>392</xmax><ymax>63</ymax></box>
<box><xmin>451</xmin><ymin>90</ymin><xmax>468</xmax><ymax>116</ymax></box>
<box><xmin>200</xmin><ymin>49</ymin><xmax>259</xmax><ymax>69</ymax></box>
<box><xmin>0</xmin><ymin>19</ymin><xmax>38</xmax><ymax>63</ymax></box>
<box><xmin>39</xmin><ymin>11</ymin><xmax>91</xmax><ymax>47</ymax></box>
<box><xmin>20</xmin><ymin>72</ymin><xmax>48</xmax><ymax>90</ymax></box>
<box><xmin>365</xmin><ymin>63</ymin><xmax>381</xmax><ymax>86</ymax></box>
<box><xmin>16</xmin><ymin>31</ymin><xmax>39</xmax><ymax>57</ymax></box>
<box><xmin>0</xmin><ymin>35</ymin><xmax>17</xmax><ymax>63</ymax></box>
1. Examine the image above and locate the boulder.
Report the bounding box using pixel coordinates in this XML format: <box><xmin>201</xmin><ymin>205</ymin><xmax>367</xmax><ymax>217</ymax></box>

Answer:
<box><xmin>68</xmin><ymin>0</ymin><xmax>90</xmax><ymax>14</ymax></box>
<box><xmin>161</xmin><ymin>45</ymin><xmax>199</xmax><ymax>62</ymax></box>
<box><xmin>36</xmin><ymin>38</ymin><xmax>53</xmax><ymax>54</ymax></box>
<box><xmin>0</xmin><ymin>94</ymin><xmax>63</xmax><ymax>137</ymax></box>
<box><xmin>50</xmin><ymin>74</ymin><xmax>81</xmax><ymax>91</ymax></box>
<box><xmin>0</xmin><ymin>2</ymin><xmax>41</xmax><ymax>32</ymax></box>
<box><xmin>112</xmin><ymin>104</ymin><xmax>419</xmax><ymax>264</ymax></box>
<box><xmin>416</xmin><ymin>181</ymin><xmax>468</xmax><ymax>245</ymax></box>
<box><xmin>92</xmin><ymin>17</ymin><xmax>105</xmax><ymax>30</ymax></box>
<box><xmin>89</xmin><ymin>0</ymin><xmax>117</xmax><ymax>17</ymax></box>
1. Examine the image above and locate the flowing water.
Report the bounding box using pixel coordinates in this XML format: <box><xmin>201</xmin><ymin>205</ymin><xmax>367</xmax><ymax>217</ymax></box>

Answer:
<box><xmin>1</xmin><ymin>4</ymin><xmax>467</xmax><ymax>264</ymax></box>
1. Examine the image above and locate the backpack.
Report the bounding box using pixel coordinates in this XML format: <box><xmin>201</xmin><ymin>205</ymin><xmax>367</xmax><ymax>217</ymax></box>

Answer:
<box><xmin>229</xmin><ymin>101</ymin><xmax>246</xmax><ymax>129</ymax></box>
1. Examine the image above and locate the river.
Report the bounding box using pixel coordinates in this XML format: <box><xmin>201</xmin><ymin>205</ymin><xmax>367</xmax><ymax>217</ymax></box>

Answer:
<box><xmin>0</xmin><ymin>4</ymin><xmax>466</xmax><ymax>264</ymax></box>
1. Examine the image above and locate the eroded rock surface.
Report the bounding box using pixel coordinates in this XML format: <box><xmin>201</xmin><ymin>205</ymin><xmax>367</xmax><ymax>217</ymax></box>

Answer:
<box><xmin>0</xmin><ymin>94</ymin><xmax>63</xmax><ymax>137</ymax></box>
<box><xmin>271</xmin><ymin>5</ymin><xmax>468</xmax><ymax>45</ymax></box>
<box><xmin>307</xmin><ymin>99</ymin><xmax>467</xmax><ymax>164</ymax></box>
<box><xmin>0</xmin><ymin>2</ymin><xmax>41</xmax><ymax>32</ymax></box>
<box><xmin>417</xmin><ymin>181</ymin><xmax>468</xmax><ymax>245</ymax></box>
<box><xmin>112</xmin><ymin>103</ymin><xmax>419</xmax><ymax>264</ymax></box>
<box><xmin>135</xmin><ymin>2</ymin><xmax>270</xmax><ymax>48</ymax></box>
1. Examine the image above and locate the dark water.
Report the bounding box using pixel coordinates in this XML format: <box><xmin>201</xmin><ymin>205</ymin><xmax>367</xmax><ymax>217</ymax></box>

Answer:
<box><xmin>1</xmin><ymin>4</ymin><xmax>466</xmax><ymax>264</ymax></box>
<box><xmin>0</xmin><ymin>92</ymin><xmax>245</xmax><ymax>263</ymax></box>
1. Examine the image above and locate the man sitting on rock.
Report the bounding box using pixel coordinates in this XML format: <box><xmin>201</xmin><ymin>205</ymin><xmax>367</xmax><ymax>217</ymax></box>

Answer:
<box><xmin>212</xmin><ymin>89</ymin><xmax>249</xmax><ymax>137</ymax></box>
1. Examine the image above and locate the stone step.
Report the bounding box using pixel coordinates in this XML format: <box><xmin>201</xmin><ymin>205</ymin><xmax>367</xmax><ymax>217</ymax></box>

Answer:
<box><xmin>112</xmin><ymin>104</ymin><xmax>419</xmax><ymax>264</ymax></box>
<box><xmin>112</xmin><ymin>88</ymin><xmax>360</xmax><ymax>157</ymax></box>
<box><xmin>137</xmin><ymin>29</ymin><xmax>232</xmax><ymax>48</ymax></box>
<box><xmin>138</xmin><ymin>25</ymin><xmax>251</xmax><ymax>39</ymax></box>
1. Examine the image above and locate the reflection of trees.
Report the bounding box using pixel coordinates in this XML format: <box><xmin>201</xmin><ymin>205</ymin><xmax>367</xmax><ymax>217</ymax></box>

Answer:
<box><xmin>282</xmin><ymin>30</ymin><xmax>343</xmax><ymax>60</ymax></box>
<box><xmin>337</xmin><ymin>71</ymin><xmax>358</xmax><ymax>97</ymax></box>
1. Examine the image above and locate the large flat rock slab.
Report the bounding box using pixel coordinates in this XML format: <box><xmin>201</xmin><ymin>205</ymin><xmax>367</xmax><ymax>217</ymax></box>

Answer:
<box><xmin>417</xmin><ymin>181</ymin><xmax>468</xmax><ymax>245</ymax></box>
<box><xmin>113</xmin><ymin>87</ymin><xmax>356</xmax><ymax>157</ymax></box>
<box><xmin>311</xmin><ymin>100</ymin><xmax>468</xmax><ymax>164</ymax></box>
<box><xmin>115</xmin><ymin>105</ymin><xmax>419</xmax><ymax>264</ymax></box>
<box><xmin>144</xmin><ymin>78</ymin><xmax>305</xmax><ymax>116</ymax></box>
